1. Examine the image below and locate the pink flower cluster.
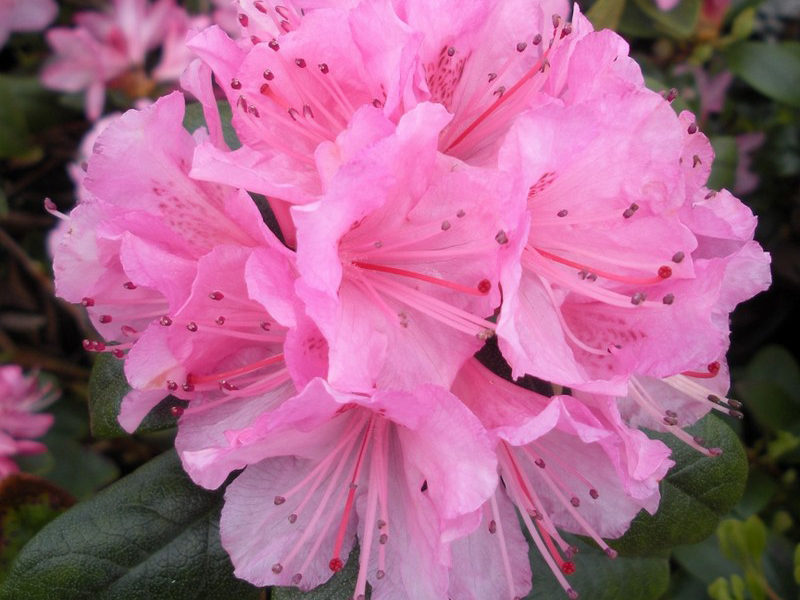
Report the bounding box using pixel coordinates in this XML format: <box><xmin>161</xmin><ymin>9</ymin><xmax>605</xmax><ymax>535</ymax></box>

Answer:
<box><xmin>40</xmin><ymin>0</ymin><xmax>211</xmax><ymax>120</ymax></box>
<box><xmin>51</xmin><ymin>0</ymin><xmax>771</xmax><ymax>598</ymax></box>
<box><xmin>0</xmin><ymin>0</ymin><xmax>57</xmax><ymax>49</ymax></box>
<box><xmin>0</xmin><ymin>366</ymin><xmax>55</xmax><ymax>479</ymax></box>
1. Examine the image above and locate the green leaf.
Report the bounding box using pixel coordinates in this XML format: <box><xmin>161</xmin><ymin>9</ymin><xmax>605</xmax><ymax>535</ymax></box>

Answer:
<box><xmin>613</xmin><ymin>414</ymin><xmax>748</xmax><ymax>555</ymax></box>
<box><xmin>0</xmin><ymin>451</ymin><xmax>260</xmax><ymax>600</ymax></box>
<box><xmin>0</xmin><ymin>75</ymin><xmax>68</xmax><ymax>160</ymax></box>
<box><xmin>586</xmin><ymin>0</ymin><xmax>628</xmax><ymax>31</ymax></box>
<box><xmin>183</xmin><ymin>100</ymin><xmax>241</xmax><ymax>150</ymax></box>
<box><xmin>0</xmin><ymin>474</ymin><xmax>74</xmax><ymax>580</ymax></box>
<box><xmin>620</xmin><ymin>0</ymin><xmax>702</xmax><ymax>39</ymax></box>
<box><xmin>528</xmin><ymin>536</ymin><xmax>669</xmax><ymax>600</ymax></box>
<box><xmin>724</xmin><ymin>42</ymin><xmax>800</xmax><ymax>108</ymax></box>
<box><xmin>88</xmin><ymin>352</ymin><xmax>178</xmax><ymax>438</ymax></box>
<box><xmin>735</xmin><ymin>345</ymin><xmax>800</xmax><ymax>433</ymax></box>
<box><xmin>272</xmin><ymin>546</ymin><xmax>361</xmax><ymax>600</ymax></box>
<box><xmin>708</xmin><ymin>136</ymin><xmax>738</xmax><ymax>191</ymax></box>
<box><xmin>15</xmin><ymin>399</ymin><xmax>120</xmax><ymax>500</ymax></box>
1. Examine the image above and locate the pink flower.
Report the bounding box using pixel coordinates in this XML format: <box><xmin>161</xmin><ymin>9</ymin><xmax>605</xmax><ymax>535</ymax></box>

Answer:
<box><xmin>41</xmin><ymin>0</ymin><xmax>207</xmax><ymax>120</ymax></box>
<box><xmin>50</xmin><ymin>93</ymin><xmax>310</xmax><ymax>431</ymax></box>
<box><xmin>0</xmin><ymin>0</ymin><xmax>57</xmax><ymax>49</ymax></box>
<box><xmin>449</xmin><ymin>359</ymin><xmax>673</xmax><ymax>599</ymax></box>
<box><xmin>179</xmin><ymin>377</ymin><xmax>498</xmax><ymax>598</ymax></box>
<box><xmin>0</xmin><ymin>365</ymin><xmax>55</xmax><ymax>479</ymax></box>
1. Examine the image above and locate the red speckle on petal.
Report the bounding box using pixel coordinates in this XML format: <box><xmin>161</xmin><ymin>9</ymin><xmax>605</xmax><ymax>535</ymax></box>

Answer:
<box><xmin>329</xmin><ymin>558</ymin><xmax>344</xmax><ymax>572</ymax></box>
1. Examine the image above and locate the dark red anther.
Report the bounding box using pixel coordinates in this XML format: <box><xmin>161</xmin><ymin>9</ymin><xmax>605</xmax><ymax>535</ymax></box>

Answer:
<box><xmin>488</xmin><ymin>519</ymin><xmax>497</xmax><ymax>534</ymax></box>
<box><xmin>167</xmin><ymin>380</ymin><xmax>178</xmax><ymax>392</ymax></box>
<box><xmin>81</xmin><ymin>297</ymin><xmax>95</xmax><ymax>307</ymax></box>
<box><xmin>112</xmin><ymin>348</ymin><xmax>124</xmax><ymax>358</ymax></box>
<box><xmin>488</xmin><ymin>72</ymin><xmax>498</xmax><ymax>82</ymax></box>
<box><xmin>186</xmin><ymin>322</ymin><xmax>198</xmax><ymax>332</ymax></box>
<box><xmin>329</xmin><ymin>558</ymin><xmax>344</xmax><ymax>572</ymax></box>
<box><xmin>254</xmin><ymin>1</ymin><xmax>267</xmax><ymax>13</ymax></box>
<box><xmin>372</xmin><ymin>98</ymin><xmax>383</xmax><ymax>108</ymax></box>
<box><xmin>94</xmin><ymin>341</ymin><xmax>106</xmax><ymax>352</ymax></box>
<box><xmin>687</xmin><ymin>122</ymin><xmax>698</xmax><ymax>134</ymax></box>
<box><xmin>275</xmin><ymin>5</ymin><xmax>291</xmax><ymax>18</ymax></box>
<box><xmin>631</xmin><ymin>292</ymin><xmax>646</xmax><ymax>305</ymax></box>
<box><xmin>248</xmin><ymin>105</ymin><xmax>260</xmax><ymax>117</ymax></box>
<box><xmin>589</xmin><ymin>488</ymin><xmax>599</xmax><ymax>499</ymax></box>
<box><xmin>216</xmin><ymin>316</ymin><xmax>226</xmax><ymax>325</ymax></box>
<box><xmin>516</xmin><ymin>41</ymin><xmax>527</xmax><ymax>52</ymax></box>
<box><xmin>209</xmin><ymin>291</ymin><xmax>224</xmax><ymax>301</ymax></box>
<box><xmin>260</xmin><ymin>83</ymin><xmax>270</xmax><ymax>95</ymax></box>
<box><xmin>552</xmin><ymin>14</ymin><xmax>562</xmax><ymax>28</ymax></box>
<box><xmin>170</xmin><ymin>405</ymin><xmax>184</xmax><ymax>417</ymax></box>
<box><xmin>268</xmin><ymin>39</ymin><xmax>280</xmax><ymax>51</ymax></box>
<box><xmin>238</xmin><ymin>13</ymin><xmax>248</xmax><ymax>26</ymax></box>
<box><xmin>261</xmin><ymin>321</ymin><xmax>271</xmax><ymax>331</ymax></box>
<box><xmin>182</xmin><ymin>382</ymin><xmax>195</xmax><ymax>392</ymax></box>
<box><xmin>495</xmin><ymin>230</ymin><xmax>509</xmax><ymax>245</ymax></box>
<box><xmin>658</xmin><ymin>265</ymin><xmax>672</xmax><ymax>279</ymax></box>
<box><xmin>82</xmin><ymin>339</ymin><xmax>93</xmax><ymax>351</ymax></box>
<box><xmin>561</xmin><ymin>562</ymin><xmax>576</xmax><ymax>575</ymax></box>
<box><xmin>295</xmin><ymin>57</ymin><xmax>306</xmax><ymax>68</ymax></box>
<box><xmin>250</xmin><ymin>35</ymin><xmax>261</xmax><ymax>44</ymax></box>
<box><xmin>666</xmin><ymin>88</ymin><xmax>678</xmax><ymax>102</ymax></box>
<box><xmin>561</xmin><ymin>23</ymin><xmax>572</xmax><ymax>36</ymax></box>
<box><xmin>662</xmin><ymin>293</ymin><xmax>675</xmax><ymax>305</ymax></box>
<box><xmin>447</xmin><ymin>46</ymin><xmax>455</xmax><ymax>57</ymax></box>
<box><xmin>692</xmin><ymin>154</ymin><xmax>702</xmax><ymax>168</ymax></box>
<box><xmin>263</xmin><ymin>69</ymin><xmax>274</xmax><ymax>80</ymax></box>
<box><xmin>570</xmin><ymin>496</ymin><xmax>580</xmax><ymax>507</ymax></box>
<box><xmin>477</xmin><ymin>279</ymin><xmax>491</xmax><ymax>294</ymax></box>
<box><xmin>121</xmin><ymin>325</ymin><xmax>137</xmax><ymax>336</ymax></box>
<box><xmin>671</xmin><ymin>251</ymin><xmax>685</xmax><ymax>263</ymax></box>
<box><xmin>318</xmin><ymin>63</ymin><xmax>329</xmax><ymax>74</ymax></box>
<box><xmin>123</xmin><ymin>281</ymin><xmax>136</xmax><ymax>289</ymax></box>
<box><xmin>99</xmin><ymin>314</ymin><xmax>112</xmax><ymax>323</ymax></box>
<box><xmin>532</xmin><ymin>33</ymin><xmax>542</xmax><ymax>45</ymax></box>
<box><xmin>557</xmin><ymin>209</ymin><xmax>568</xmax><ymax>217</ymax></box>
<box><xmin>160</xmin><ymin>315</ymin><xmax>172</xmax><ymax>326</ymax></box>
<box><xmin>230</xmin><ymin>78</ymin><xmax>241</xmax><ymax>89</ymax></box>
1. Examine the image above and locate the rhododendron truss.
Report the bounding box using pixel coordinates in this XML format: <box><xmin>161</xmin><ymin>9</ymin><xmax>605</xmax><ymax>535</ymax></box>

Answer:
<box><xmin>41</xmin><ymin>0</ymin><xmax>208</xmax><ymax>120</ymax></box>
<box><xmin>0</xmin><ymin>365</ymin><xmax>56</xmax><ymax>479</ymax></box>
<box><xmin>49</xmin><ymin>0</ymin><xmax>773</xmax><ymax>599</ymax></box>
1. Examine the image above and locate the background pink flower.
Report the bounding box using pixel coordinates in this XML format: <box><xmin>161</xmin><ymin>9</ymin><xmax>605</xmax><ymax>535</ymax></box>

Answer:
<box><xmin>0</xmin><ymin>0</ymin><xmax>57</xmax><ymax>49</ymax></box>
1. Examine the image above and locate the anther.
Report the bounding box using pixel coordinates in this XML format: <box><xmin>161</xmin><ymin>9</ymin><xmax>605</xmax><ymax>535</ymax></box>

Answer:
<box><xmin>376</xmin><ymin>570</ymin><xmax>385</xmax><ymax>579</ymax></box>
<box><xmin>663</xmin><ymin>415</ymin><xmax>678</xmax><ymax>426</ymax></box>
<box><xmin>170</xmin><ymin>405</ymin><xmax>184</xmax><ymax>417</ymax></box>
<box><xmin>288</xmin><ymin>107</ymin><xmax>300</xmax><ymax>120</ymax></box>
<box><xmin>707</xmin><ymin>361</ymin><xmax>721</xmax><ymax>375</ymax></box>
<box><xmin>272</xmin><ymin>563</ymin><xmax>283</xmax><ymax>574</ymax></box>
<box><xmin>268</xmin><ymin>39</ymin><xmax>280</xmax><ymax>51</ymax></box>
<box><xmin>123</xmin><ymin>281</ymin><xmax>137</xmax><ymax>289</ymax></box>
<box><xmin>274</xmin><ymin>495</ymin><xmax>286</xmax><ymax>505</ymax></box>
<box><xmin>489</xmin><ymin>519</ymin><xmax>497</xmax><ymax>534</ymax></box>
<box><xmin>377</xmin><ymin>519</ymin><xmax>387</xmax><ymax>529</ymax></box>
<box><xmin>671</xmin><ymin>251</ymin><xmax>685</xmax><ymax>263</ymax></box>
<box><xmin>238</xmin><ymin>13</ymin><xmax>248</xmax><ymax>26</ymax></box>
<box><xmin>552</xmin><ymin>14</ymin><xmax>562</xmax><ymax>27</ymax></box>
<box><xmin>477</xmin><ymin>279</ymin><xmax>491</xmax><ymax>294</ymax></box>
<box><xmin>493</xmin><ymin>86</ymin><xmax>506</xmax><ymax>97</ymax></box>
<box><xmin>261</xmin><ymin>321</ymin><xmax>271</xmax><ymax>331</ymax></box>
<box><xmin>535</xmin><ymin>458</ymin><xmax>545</xmax><ymax>468</ymax></box>
<box><xmin>303</xmin><ymin>104</ymin><xmax>314</xmax><ymax>118</ymax></box>
<box><xmin>112</xmin><ymin>348</ymin><xmax>124</xmax><ymax>358</ymax></box>
<box><xmin>182</xmin><ymin>382</ymin><xmax>194</xmax><ymax>392</ymax></box>
<box><xmin>248</xmin><ymin>105</ymin><xmax>260</xmax><ymax>117</ymax></box>
<box><xmin>516</xmin><ymin>41</ymin><xmax>527</xmax><ymax>52</ymax></box>
<box><xmin>186</xmin><ymin>322</ymin><xmax>198</xmax><ymax>332</ymax></box>
<box><xmin>254</xmin><ymin>1</ymin><xmax>267</xmax><ymax>12</ymax></box>
<box><xmin>456</xmin><ymin>209</ymin><xmax>466</xmax><ymax>218</ymax></box>
<box><xmin>532</xmin><ymin>33</ymin><xmax>542</xmax><ymax>44</ymax></box>
<box><xmin>590</xmin><ymin>488</ymin><xmax>599</xmax><ymax>499</ymax></box>
<box><xmin>440</xmin><ymin>220</ymin><xmax>451</xmax><ymax>231</ymax></box>
<box><xmin>557</xmin><ymin>209</ymin><xmax>568</xmax><ymax>217</ymax></box>
<box><xmin>160</xmin><ymin>315</ymin><xmax>172</xmax><ymax>326</ymax></box>
<box><xmin>250</xmin><ymin>35</ymin><xmax>262</xmax><ymax>44</ymax></box>
<box><xmin>329</xmin><ymin>558</ymin><xmax>344</xmax><ymax>572</ymax></box>
<box><xmin>263</xmin><ymin>69</ymin><xmax>274</xmax><ymax>80</ymax></box>
<box><xmin>495</xmin><ymin>230</ymin><xmax>509</xmax><ymax>244</ymax></box>
<box><xmin>379</xmin><ymin>533</ymin><xmax>388</xmax><ymax>544</ymax></box>
<box><xmin>567</xmin><ymin>588</ymin><xmax>579</xmax><ymax>599</ymax></box>
<box><xmin>288</xmin><ymin>513</ymin><xmax>297</xmax><ymax>523</ymax></box>
<box><xmin>447</xmin><ymin>46</ymin><xmax>455</xmax><ymax>57</ymax></box>
<box><xmin>631</xmin><ymin>292</ymin><xmax>646</xmax><ymax>305</ymax></box>
<box><xmin>709</xmin><ymin>447</ymin><xmax>723</xmax><ymax>456</ymax></box>
<box><xmin>605</xmin><ymin>548</ymin><xmax>618</xmax><ymax>559</ymax></box>
<box><xmin>81</xmin><ymin>297</ymin><xmax>95</xmax><ymax>307</ymax></box>
<box><xmin>121</xmin><ymin>325</ymin><xmax>137</xmax><ymax>336</ymax></box>
<box><xmin>570</xmin><ymin>496</ymin><xmax>580</xmax><ymax>507</ymax></box>
<box><xmin>292</xmin><ymin>573</ymin><xmax>302</xmax><ymax>585</ymax></box>
<box><xmin>705</xmin><ymin>190</ymin><xmax>717</xmax><ymax>199</ymax></box>
<box><xmin>623</xmin><ymin>207</ymin><xmax>635</xmax><ymax>219</ymax></box>
<box><xmin>658</xmin><ymin>265</ymin><xmax>672</xmax><ymax>279</ymax></box>
<box><xmin>561</xmin><ymin>23</ymin><xmax>573</xmax><ymax>37</ymax></box>
<box><xmin>275</xmin><ymin>5</ymin><xmax>290</xmax><ymax>18</ymax></box>
<box><xmin>488</xmin><ymin>72</ymin><xmax>498</xmax><ymax>82</ymax></box>
<box><xmin>318</xmin><ymin>63</ymin><xmax>329</xmax><ymax>74</ymax></box>
<box><xmin>167</xmin><ymin>380</ymin><xmax>178</xmax><ymax>392</ymax></box>
<box><xmin>99</xmin><ymin>314</ymin><xmax>112</xmax><ymax>323</ymax></box>
<box><xmin>230</xmin><ymin>78</ymin><xmax>241</xmax><ymax>89</ymax></box>
<box><xmin>209</xmin><ymin>291</ymin><xmax>224</xmax><ymax>300</ymax></box>
<box><xmin>216</xmin><ymin>316</ymin><xmax>226</xmax><ymax>325</ymax></box>
<box><xmin>561</xmin><ymin>562</ymin><xmax>576</xmax><ymax>575</ymax></box>
<box><xmin>372</xmin><ymin>98</ymin><xmax>383</xmax><ymax>108</ymax></box>
<box><xmin>295</xmin><ymin>58</ymin><xmax>306</xmax><ymax>68</ymax></box>
<box><xmin>687</xmin><ymin>122</ymin><xmax>698</xmax><ymax>134</ymax></box>
<box><xmin>665</xmin><ymin>88</ymin><xmax>678</xmax><ymax>102</ymax></box>
<box><xmin>260</xmin><ymin>83</ymin><xmax>270</xmax><ymax>95</ymax></box>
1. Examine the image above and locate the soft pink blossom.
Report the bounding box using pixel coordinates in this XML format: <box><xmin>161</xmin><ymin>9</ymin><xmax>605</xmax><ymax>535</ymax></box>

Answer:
<box><xmin>450</xmin><ymin>360</ymin><xmax>673</xmax><ymax>599</ymax></box>
<box><xmin>0</xmin><ymin>366</ymin><xmax>55</xmax><ymax>479</ymax></box>
<box><xmin>179</xmin><ymin>377</ymin><xmax>498</xmax><ymax>598</ymax></box>
<box><xmin>41</xmin><ymin>0</ymin><xmax>207</xmax><ymax>120</ymax></box>
<box><xmin>0</xmin><ymin>0</ymin><xmax>57</xmax><ymax>49</ymax></box>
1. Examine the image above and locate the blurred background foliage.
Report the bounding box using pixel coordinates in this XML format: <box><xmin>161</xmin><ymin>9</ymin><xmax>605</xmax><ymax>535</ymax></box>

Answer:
<box><xmin>0</xmin><ymin>0</ymin><xmax>799</xmax><ymax>598</ymax></box>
